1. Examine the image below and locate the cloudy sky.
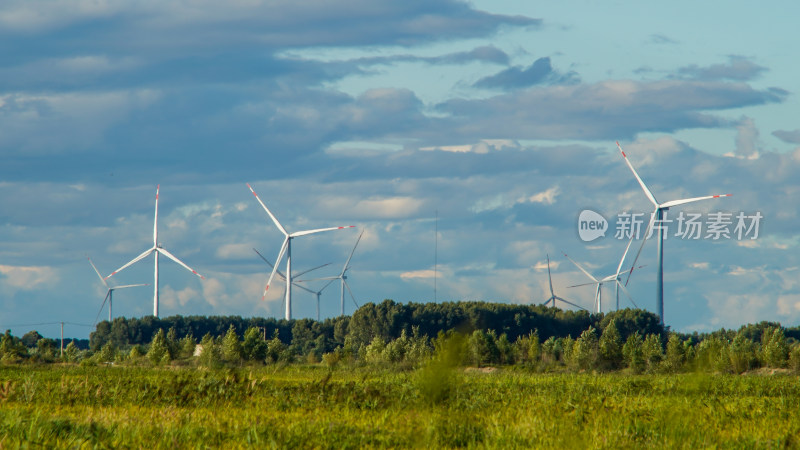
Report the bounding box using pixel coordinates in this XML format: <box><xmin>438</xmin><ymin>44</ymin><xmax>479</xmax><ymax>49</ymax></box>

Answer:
<box><xmin>2</xmin><ymin>0</ymin><xmax>799</xmax><ymax>339</ymax></box>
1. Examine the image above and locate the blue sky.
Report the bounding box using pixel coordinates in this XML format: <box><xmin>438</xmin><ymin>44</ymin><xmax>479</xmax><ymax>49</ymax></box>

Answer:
<box><xmin>2</xmin><ymin>0</ymin><xmax>799</xmax><ymax>339</ymax></box>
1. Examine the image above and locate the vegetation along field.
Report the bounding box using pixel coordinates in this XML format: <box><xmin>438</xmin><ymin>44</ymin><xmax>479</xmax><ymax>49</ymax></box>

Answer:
<box><xmin>2</xmin><ymin>301</ymin><xmax>800</xmax><ymax>447</ymax></box>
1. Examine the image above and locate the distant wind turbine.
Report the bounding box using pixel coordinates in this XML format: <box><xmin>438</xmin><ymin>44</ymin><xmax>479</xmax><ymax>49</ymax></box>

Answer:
<box><xmin>247</xmin><ymin>183</ymin><xmax>354</xmax><ymax>320</ymax></box>
<box><xmin>88</xmin><ymin>257</ymin><xmax>147</xmax><ymax>324</ymax></box>
<box><xmin>617</xmin><ymin>141</ymin><xmax>731</xmax><ymax>324</ymax></box>
<box><xmin>253</xmin><ymin>248</ymin><xmax>330</xmax><ymax>320</ymax></box>
<box><xmin>105</xmin><ymin>185</ymin><xmax>205</xmax><ymax>317</ymax></box>
<box><xmin>298</xmin><ymin>229</ymin><xmax>364</xmax><ymax>317</ymax></box>
<box><xmin>541</xmin><ymin>254</ymin><xmax>587</xmax><ymax>311</ymax></box>
<box><xmin>563</xmin><ymin>234</ymin><xmax>641</xmax><ymax>313</ymax></box>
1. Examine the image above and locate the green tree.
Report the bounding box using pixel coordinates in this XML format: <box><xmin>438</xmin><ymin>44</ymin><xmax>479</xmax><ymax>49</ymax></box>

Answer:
<box><xmin>266</xmin><ymin>330</ymin><xmax>286</xmax><ymax>363</ymax></box>
<box><xmin>761</xmin><ymin>327</ymin><xmax>789</xmax><ymax>368</ymax></box>
<box><xmin>166</xmin><ymin>327</ymin><xmax>180</xmax><ymax>359</ymax></box>
<box><xmin>97</xmin><ymin>341</ymin><xmax>116</xmax><ymax>363</ymax></box>
<box><xmin>599</xmin><ymin>320</ymin><xmax>623</xmax><ymax>370</ymax></box>
<box><xmin>571</xmin><ymin>327</ymin><xmax>599</xmax><ymax>371</ymax></box>
<box><xmin>642</xmin><ymin>334</ymin><xmax>663</xmax><ymax>372</ymax></box>
<box><xmin>179</xmin><ymin>333</ymin><xmax>197</xmax><ymax>359</ymax></box>
<box><xmin>662</xmin><ymin>333</ymin><xmax>685</xmax><ymax>373</ymax></box>
<box><xmin>222</xmin><ymin>325</ymin><xmax>243</xmax><ymax>363</ymax></box>
<box><xmin>789</xmin><ymin>344</ymin><xmax>800</xmax><ymax>374</ymax></box>
<box><xmin>64</xmin><ymin>341</ymin><xmax>80</xmax><ymax>363</ymax></box>
<box><xmin>622</xmin><ymin>332</ymin><xmax>644</xmax><ymax>374</ymax></box>
<box><xmin>197</xmin><ymin>333</ymin><xmax>222</xmax><ymax>368</ymax></box>
<box><xmin>242</xmin><ymin>327</ymin><xmax>267</xmax><ymax>361</ymax></box>
<box><xmin>467</xmin><ymin>330</ymin><xmax>499</xmax><ymax>367</ymax></box>
<box><xmin>147</xmin><ymin>329</ymin><xmax>169</xmax><ymax>365</ymax></box>
<box><xmin>729</xmin><ymin>332</ymin><xmax>756</xmax><ymax>374</ymax></box>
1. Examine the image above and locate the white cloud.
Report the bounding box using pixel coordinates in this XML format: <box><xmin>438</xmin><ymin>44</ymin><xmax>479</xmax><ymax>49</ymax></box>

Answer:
<box><xmin>0</xmin><ymin>264</ymin><xmax>59</xmax><ymax>292</ymax></box>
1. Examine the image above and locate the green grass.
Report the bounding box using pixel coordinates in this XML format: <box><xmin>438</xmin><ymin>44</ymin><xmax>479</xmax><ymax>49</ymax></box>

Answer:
<box><xmin>1</xmin><ymin>364</ymin><xmax>798</xmax><ymax>448</ymax></box>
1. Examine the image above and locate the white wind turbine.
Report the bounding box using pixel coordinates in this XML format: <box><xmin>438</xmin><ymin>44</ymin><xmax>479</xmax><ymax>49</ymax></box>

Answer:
<box><xmin>88</xmin><ymin>257</ymin><xmax>147</xmax><ymax>324</ymax></box>
<box><xmin>563</xmin><ymin>235</ymin><xmax>641</xmax><ymax>313</ymax></box>
<box><xmin>252</xmin><ymin>248</ymin><xmax>331</xmax><ymax>320</ymax></box>
<box><xmin>298</xmin><ymin>229</ymin><xmax>364</xmax><ymax>317</ymax></box>
<box><xmin>541</xmin><ymin>254</ymin><xmax>587</xmax><ymax>311</ymax></box>
<box><xmin>247</xmin><ymin>183</ymin><xmax>354</xmax><ymax>320</ymax></box>
<box><xmin>617</xmin><ymin>141</ymin><xmax>731</xmax><ymax>324</ymax></box>
<box><xmin>105</xmin><ymin>185</ymin><xmax>205</xmax><ymax>317</ymax></box>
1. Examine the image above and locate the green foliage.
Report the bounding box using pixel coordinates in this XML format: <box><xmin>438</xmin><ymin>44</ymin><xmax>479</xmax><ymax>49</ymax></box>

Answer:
<box><xmin>729</xmin><ymin>332</ymin><xmax>757</xmax><ymax>374</ymax></box>
<box><xmin>662</xmin><ymin>334</ymin><xmax>686</xmax><ymax>373</ymax></box>
<box><xmin>642</xmin><ymin>334</ymin><xmax>663</xmax><ymax>372</ymax></box>
<box><xmin>266</xmin><ymin>330</ymin><xmax>287</xmax><ymax>363</ymax></box>
<box><xmin>242</xmin><ymin>327</ymin><xmax>267</xmax><ymax>362</ymax></box>
<box><xmin>147</xmin><ymin>329</ymin><xmax>170</xmax><ymax>365</ymax></box>
<box><xmin>761</xmin><ymin>327</ymin><xmax>789</xmax><ymax>368</ymax></box>
<box><xmin>598</xmin><ymin>320</ymin><xmax>623</xmax><ymax>370</ymax></box>
<box><xmin>221</xmin><ymin>325</ymin><xmax>243</xmax><ymax>363</ymax></box>
<box><xmin>63</xmin><ymin>341</ymin><xmax>80</xmax><ymax>363</ymax></box>
<box><xmin>570</xmin><ymin>327</ymin><xmax>599</xmax><ymax>371</ymax></box>
<box><xmin>622</xmin><ymin>332</ymin><xmax>645</xmax><ymax>374</ymax></box>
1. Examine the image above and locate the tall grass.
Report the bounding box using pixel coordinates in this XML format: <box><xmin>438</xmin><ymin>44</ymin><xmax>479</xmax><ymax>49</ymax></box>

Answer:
<box><xmin>1</xmin><ymin>365</ymin><xmax>798</xmax><ymax>448</ymax></box>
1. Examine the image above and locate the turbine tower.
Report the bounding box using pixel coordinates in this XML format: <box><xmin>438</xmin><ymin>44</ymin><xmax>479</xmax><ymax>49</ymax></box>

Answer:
<box><xmin>541</xmin><ymin>254</ymin><xmax>587</xmax><ymax>311</ymax></box>
<box><xmin>88</xmin><ymin>257</ymin><xmax>146</xmax><ymax>323</ymax></box>
<box><xmin>563</xmin><ymin>235</ymin><xmax>641</xmax><ymax>313</ymax></box>
<box><xmin>105</xmin><ymin>185</ymin><xmax>205</xmax><ymax>317</ymax></box>
<box><xmin>617</xmin><ymin>141</ymin><xmax>731</xmax><ymax>324</ymax></box>
<box><xmin>247</xmin><ymin>183</ymin><xmax>354</xmax><ymax>320</ymax></box>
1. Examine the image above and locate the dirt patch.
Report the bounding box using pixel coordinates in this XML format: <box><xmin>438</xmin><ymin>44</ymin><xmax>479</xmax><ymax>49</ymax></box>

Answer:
<box><xmin>464</xmin><ymin>367</ymin><xmax>498</xmax><ymax>374</ymax></box>
<box><xmin>742</xmin><ymin>367</ymin><xmax>793</xmax><ymax>376</ymax></box>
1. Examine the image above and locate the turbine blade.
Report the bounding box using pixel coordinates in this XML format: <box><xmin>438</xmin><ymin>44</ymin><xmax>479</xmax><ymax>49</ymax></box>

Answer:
<box><xmin>616</xmin><ymin>232</ymin><xmax>636</xmax><ymax>276</ymax></box>
<box><xmin>88</xmin><ymin>257</ymin><xmax>109</xmax><ymax>288</ymax></box>
<box><xmin>247</xmin><ymin>183</ymin><xmax>289</xmax><ymax>236</ymax></box>
<box><xmin>295</xmin><ymin>275</ymin><xmax>339</xmax><ymax>283</ymax></box>
<box><xmin>293</xmin><ymin>263</ymin><xmax>332</xmax><ymax>279</ymax></box>
<box><xmin>253</xmin><ymin>248</ymin><xmax>286</xmax><ymax>281</ymax></box>
<box><xmin>617</xmin><ymin>141</ymin><xmax>659</xmax><ymax>207</ymax></box>
<box><xmin>555</xmin><ymin>296</ymin><xmax>588</xmax><ymax>311</ymax></box>
<box><xmin>113</xmin><ymin>283</ymin><xmax>149</xmax><ymax>289</ymax></box>
<box><xmin>342</xmin><ymin>230</ymin><xmax>364</xmax><ymax>273</ymax></box>
<box><xmin>546</xmin><ymin>254</ymin><xmax>555</xmax><ymax>297</ymax></box>
<box><xmin>153</xmin><ymin>185</ymin><xmax>159</xmax><ymax>246</ymax></box>
<box><xmin>567</xmin><ymin>281</ymin><xmax>601</xmax><ymax>289</ymax></box>
<box><xmin>291</xmin><ymin>225</ymin><xmax>355</xmax><ymax>238</ymax></box>
<box><xmin>625</xmin><ymin>207</ymin><xmax>656</xmax><ymax>286</ymax></box>
<box><xmin>94</xmin><ymin>290</ymin><xmax>112</xmax><ymax>326</ymax></box>
<box><xmin>105</xmin><ymin>247</ymin><xmax>155</xmax><ymax>280</ymax></box>
<box><xmin>292</xmin><ymin>282</ymin><xmax>316</xmax><ymax>295</ymax></box>
<box><xmin>344</xmin><ymin>279</ymin><xmax>359</xmax><ymax>310</ymax></box>
<box><xmin>262</xmin><ymin>238</ymin><xmax>289</xmax><ymax>300</ymax></box>
<box><xmin>156</xmin><ymin>247</ymin><xmax>205</xmax><ymax>279</ymax></box>
<box><xmin>319</xmin><ymin>278</ymin><xmax>336</xmax><ymax>294</ymax></box>
<box><xmin>562</xmin><ymin>252</ymin><xmax>599</xmax><ymax>282</ymax></box>
<box><xmin>661</xmin><ymin>193</ymin><xmax>732</xmax><ymax>209</ymax></box>
<box><xmin>617</xmin><ymin>282</ymin><xmax>639</xmax><ymax>309</ymax></box>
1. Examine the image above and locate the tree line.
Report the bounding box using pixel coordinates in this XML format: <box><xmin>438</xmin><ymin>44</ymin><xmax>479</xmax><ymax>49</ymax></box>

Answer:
<box><xmin>2</xmin><ymin>300</ymin><xmax>800</xmax><ymax>374</ymax></box>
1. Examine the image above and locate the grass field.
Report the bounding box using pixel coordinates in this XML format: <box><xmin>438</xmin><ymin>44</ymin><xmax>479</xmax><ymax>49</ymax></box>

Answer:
<box><xmin>1</xmin><ymin>364</ymin><xmax>799</xmax><ymax>448</ymax></box>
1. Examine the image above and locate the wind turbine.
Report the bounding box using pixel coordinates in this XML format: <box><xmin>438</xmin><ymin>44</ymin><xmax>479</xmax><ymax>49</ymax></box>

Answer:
<box><xmin>253</xmin><ymin>248</ymin><xmax>331</xmax><ymax>320</ymax></box>
<box><xmin>617</xmin><ymin>141</ymin><xmax>731</xmax><ymax>324</ymax></box>
<box><xmin>247</xmin><ymin>183</ymin><xmax>354</xmax><ymax>320</ymax></box>
<box><xmin>563</xmin><ymin>234</ymin><xmax>641</xmax><ymax>313</ymax></box>
<box><xmin>88</xmin><ymin>257</ymin><xmax>147</xmax><ymax>324</ymax></box>
<box><xmin>105</xmin><ymin>185</ymin><xmax>205</xmax><ymax>317</ymax></box>
<box><xmin>298</xmin><ymin>229</ymin><xmax>364</xmax><ymax>317</ymax></box>
<box><xmin>541</xmin><ymin>254</ymin><xmax>587</xmax><ymax>311</ymax></box>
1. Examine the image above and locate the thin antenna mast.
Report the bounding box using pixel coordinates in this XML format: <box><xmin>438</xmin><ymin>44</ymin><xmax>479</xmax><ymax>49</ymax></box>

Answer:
<box><xmin>434</xmin><ymin>210</ymin><xmax>438</xmax><ymax>302</ymax></box>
